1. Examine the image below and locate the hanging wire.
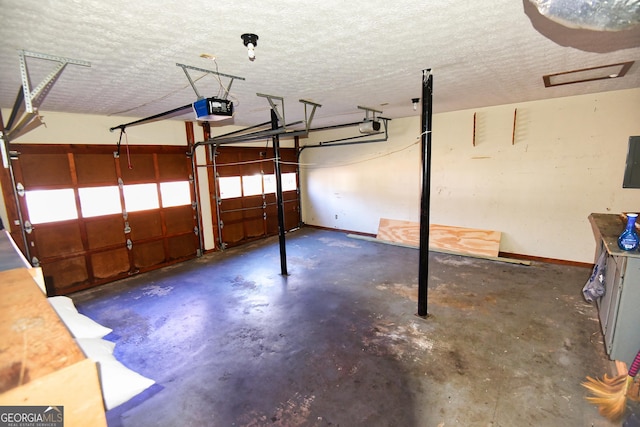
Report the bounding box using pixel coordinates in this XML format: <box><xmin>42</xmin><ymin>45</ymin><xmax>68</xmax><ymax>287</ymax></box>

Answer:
<box><xmin>204</xmin><ymin>137</ymin><xmax>421</xmax><ymax>169</ymax></box>
<box><xmin>116</xmin><ymin>128</ymin><xmax>133</xmax><ymax>169</ymax></box>
<box><xmin>197</xmin><ymin>131</ymin><xmax>423</xmax><ymax>170</ymax></box>
<box><xmin>287</xmin><ymin>138</ymin><xmax>422</xmax><ymax>169</ymax></box>
<box><xmin>209</xmin><ymin>58</ymin><xmax>240</xmax><ymax>108</ymax></box>
<box><xmin>216</xmin><ymin>158</ymin><xmax>275</xmax><ymax>167</ymax></box>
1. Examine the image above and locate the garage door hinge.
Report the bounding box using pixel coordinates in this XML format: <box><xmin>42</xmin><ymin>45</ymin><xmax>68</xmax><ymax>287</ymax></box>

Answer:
<box><xmin>219</xmin><ymin>220</ymin><xmax>224</xmax><ymax>229</ymax></box>
<box><xmin>16</xmin><ymin>182</ymin><xmax>25</xmax><ymax>197</ymax></box>
<box><xmin>124</xmin><ymin>222</ymin><xmax>131</xmax><ymax>234</ymax></box>
<box><xmin>194</xmin><ymin>226</ymin><xmax>199</xmax><ymax>236</ymax></box>
<box><xmin>24</xmin><ymin>220</ymin><xmax>33</xmax><ymax>234</ymax></box>
<box><xmin>31</xmin><ymin>256</ymin><xmax>40</xmax><ymax>267</ymax></box>
<box><xmin>126</xmin><ymin>239</ymin><xmax>133</xmax><ymax>250</ymax></box>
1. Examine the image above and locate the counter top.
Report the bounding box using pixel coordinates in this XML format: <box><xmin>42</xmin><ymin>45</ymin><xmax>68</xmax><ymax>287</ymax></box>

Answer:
<box><xmin>589</xmin><ymin>213</ymin><xmax>640</xmax><ymax>259</ymax></box>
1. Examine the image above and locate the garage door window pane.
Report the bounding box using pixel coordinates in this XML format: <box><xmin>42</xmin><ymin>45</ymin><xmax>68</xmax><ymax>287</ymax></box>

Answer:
<box><xmin>25</xmin><ymin>189</ymin><xmax>78</xmax><ymax>224</ymax></box>
<box><xmin>263</xmin><ymin>174</ymin><xmax>276</xmax><ymax>194</ymax></box>
<box><xmin>123</xmin><ymin>183</ymin><xmax>159</xmax><ymax>212</ymax></box>
<box><xmin>79</xmin><ymin>186</ymin><xmax>122</xmax><ymax>217</ymax></box>
<box><xmin>282</xmin><ymin>173</ymin><xmax>297</xmax><ymax>191</ymax></box>
<box><xmin>242</xmin><ymin>175</ymin><xmax>263</xmax><ymax>197</ymax></box>
<box><xmin>219</xmin><ymin>176</ymin><xmax>242</xmax><ymax>199</ymax></box>
<box><xmin>160</xmin><ymin>181</ymin><xmax>191</xmax><ymax>208</ymax></box>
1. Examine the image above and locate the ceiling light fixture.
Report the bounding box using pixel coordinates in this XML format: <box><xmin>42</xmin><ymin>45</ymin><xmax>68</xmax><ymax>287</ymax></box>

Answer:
<box><xmin>241</xmin><ymin>33</ymin><xmax>259</xmax><ymax>62</ymax></box>
<box><xmin>528</xmin><ymin>0</ymin><xmax>640</xmax><ymax>31</ymax></box>
<box><xmin>412</xmin><ymin>98</ymin><xmax>420</xmax><ymax>111</ymax></box>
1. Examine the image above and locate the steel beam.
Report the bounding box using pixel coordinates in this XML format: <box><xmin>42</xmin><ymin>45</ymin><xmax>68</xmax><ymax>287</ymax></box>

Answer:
<box><xmin>417</xmin><ymin>69</ymin><xmax>433</xmax><ymax>318</ymax></box>
<box><xmin>271</xmin><ymin>109</ymin><xmax>288</xmax><ymax>276</ymax></box>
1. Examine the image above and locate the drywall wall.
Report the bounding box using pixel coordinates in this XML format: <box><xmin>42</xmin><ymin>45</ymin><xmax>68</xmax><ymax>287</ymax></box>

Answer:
<box><xmin>1</xmin><ymin>111</ymin><xmax>188</xmax><ymax>145</ymax></box>
<box><xmin>300</xmin><ymin>88</ymin><xmax>640</xmax><ymax>263</ymax></box>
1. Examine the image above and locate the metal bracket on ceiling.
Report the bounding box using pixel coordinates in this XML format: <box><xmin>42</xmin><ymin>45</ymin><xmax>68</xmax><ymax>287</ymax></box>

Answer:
<box><xmin>19</xmin><ymin>50</ymin><xmax>91</xmax><ymax>113</ymax></box>
<box><xmin>257</xmin><ymin>93</ymin><xmax>286</xmax><ymax>128</ymax></box>
<box><xmin>357</xmin><ymin>105</ymin><xmax>383</xmax><ymax>121</ymax></box>
<box><xmin>299</xmin><ymin>99</ymin><xmax>322</xmax><ymax>133</ymax></box>
<box><xmin>176</xmin><ymin>63</ymin><xmax>245</xmax><ymax>100</ymax></box>
<box><xmin>255</xmin><ymin>94</ymin><xmax>322</xmax><ymax>133</ymax></box>
<box><xmin>3</xmin><ymin>50</ymin><xmax>90</xmax><ymax>145</ymax></box>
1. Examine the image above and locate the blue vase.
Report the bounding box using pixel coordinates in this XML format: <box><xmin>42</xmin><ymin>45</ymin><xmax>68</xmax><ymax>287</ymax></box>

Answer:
<box><xmin>618</xmin><ymin>213</ymin><xmax>639</xmax><ymax>251</ymax></box>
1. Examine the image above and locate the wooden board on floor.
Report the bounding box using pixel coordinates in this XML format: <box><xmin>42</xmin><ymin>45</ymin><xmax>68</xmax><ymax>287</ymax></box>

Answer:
<box><xmin>377</xmin><ymin>218</ymin><xmax>501</xmax><ymax>258</ymax></box>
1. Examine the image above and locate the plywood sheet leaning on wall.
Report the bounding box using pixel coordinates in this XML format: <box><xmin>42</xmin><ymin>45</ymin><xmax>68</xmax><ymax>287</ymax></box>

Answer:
<box><xmin>377</xmin><ymin>218</ymin><xmax>501</xmax><ymax>258</ymax></box>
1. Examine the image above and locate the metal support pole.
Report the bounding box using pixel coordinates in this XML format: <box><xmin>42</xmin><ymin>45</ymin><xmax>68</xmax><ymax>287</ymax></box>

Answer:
<box><xmin>417</xmin><ymin>69</ymin><xmax>433</xmax><ymax>318</ymax></box>
<box><xmin>271</xmin><ymin>109</ymin><xmax>288</xmax><ymax>276</ymax></box>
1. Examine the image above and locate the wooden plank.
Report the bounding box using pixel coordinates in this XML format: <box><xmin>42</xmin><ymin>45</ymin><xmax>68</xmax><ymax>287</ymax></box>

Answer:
<box><xmin>377</xmin><ymin>218</ymin><xmax>501</xmax><ymax>258</ymax></box>
<box><xmin>430</xmin><ymin>223</ymin><xmax>501</xmax><ymax>257</ymax></box>
<box><xmin>0</xmin><ymin>358</ymin><xmax>107</xmax><ymax>427</ymax></box>
<box><xmin>348</xmin><ymin>234</ymin><xmax>530</xmax><ymax>266</ymax></box>
<box><xmin>0</xmin><ymin>267</ymin><xmax>107</xmax><ymax>425</ymax></box>
<box><xmin>0</xmin><ymin>268</ymin><xmax>85</xmax><ymax>393</ymax></box>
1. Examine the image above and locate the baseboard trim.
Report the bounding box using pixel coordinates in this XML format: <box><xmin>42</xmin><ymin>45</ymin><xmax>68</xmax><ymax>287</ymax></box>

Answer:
<box><xmin>303</xmin><ymin>223</ymin><xmax>593</xmax><ymax>268</ymax></box>
<box><xmin>498</xmin><ymin>252</ymin><xmax>592</xmax><ymax>268</ymax></box>
<box><xmin>304</xmin><ymin>223</ymin><xmax>376</xmax><ymax>238</ymax></box>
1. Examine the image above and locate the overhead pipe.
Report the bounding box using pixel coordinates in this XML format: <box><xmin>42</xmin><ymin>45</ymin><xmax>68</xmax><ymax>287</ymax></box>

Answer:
<box><xmin>417</xmin><ymin>69</ymin><xmax>433</xmax><ymax>318</ymax></box>
<box><xmin>109</xmin><ymin>103</ymin><xmax>193</xmax><ymax>132</ymax></box>
<box><xmin>210</xmin><ymin>120</ymin><xmax>272</xmax><ymax>139</ymax></box>
<box><xmin>206</xmin><ymin>122</ymin><xmax>306</xmax><ymax>146</ymax></box>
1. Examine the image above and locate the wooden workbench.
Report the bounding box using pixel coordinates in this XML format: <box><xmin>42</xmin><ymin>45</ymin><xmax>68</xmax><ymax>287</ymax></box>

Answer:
<box><xmin>0</xmin><ymin>231</ymin><xmax>106</xmax><ymax>426</ymax></box>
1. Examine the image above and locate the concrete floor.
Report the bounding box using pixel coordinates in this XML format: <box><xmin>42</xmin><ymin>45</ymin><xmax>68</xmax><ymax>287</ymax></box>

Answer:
<box><xmin>71</xmin><ymin>227</ymin><xmax>637</xmax><ymax>426</ymax></box>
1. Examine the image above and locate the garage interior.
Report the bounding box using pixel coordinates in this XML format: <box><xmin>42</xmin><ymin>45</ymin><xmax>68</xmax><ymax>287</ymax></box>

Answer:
<box><xmin>1</xmin><ymin>1</ymin><xmax>640</xmax><ymax>426</ymax></box>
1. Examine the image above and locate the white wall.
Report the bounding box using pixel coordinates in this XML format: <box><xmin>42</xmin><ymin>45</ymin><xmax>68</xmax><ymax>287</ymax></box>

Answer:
<box><xmin>300</xmin><ymin>88</ymin><xmax>640</xmax><ymax>263</ymax></box>
<box><xmin>1</xmin><ymin>111</ymin><xmax>188</xmax><ymax>145</ymax></box>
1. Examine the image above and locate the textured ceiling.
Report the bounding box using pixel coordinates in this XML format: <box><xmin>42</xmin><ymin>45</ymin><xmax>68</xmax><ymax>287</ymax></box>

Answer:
<box><xmin>0</xmin><ymin>0</ymin><xmax>639</xmax><ymax>131</ymax></box>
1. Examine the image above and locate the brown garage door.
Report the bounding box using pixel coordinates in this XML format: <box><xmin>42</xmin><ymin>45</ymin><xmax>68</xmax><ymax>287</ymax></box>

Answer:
<box><xmin>6</xmin><ymin>144</ymin><xmax>198</xmax><ymax>295</ymax></box>
<box><xmin>207</xmin><ymin>146</ymin><xmax>300</xmax><ymax>248</ymax></box>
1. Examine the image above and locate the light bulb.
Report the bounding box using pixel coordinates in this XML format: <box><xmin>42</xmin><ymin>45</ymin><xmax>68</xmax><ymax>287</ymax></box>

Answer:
<box><xmin>247</xmin><ymin>43</ymin><xmax>255</xmax><ymax>61</ymax></box>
